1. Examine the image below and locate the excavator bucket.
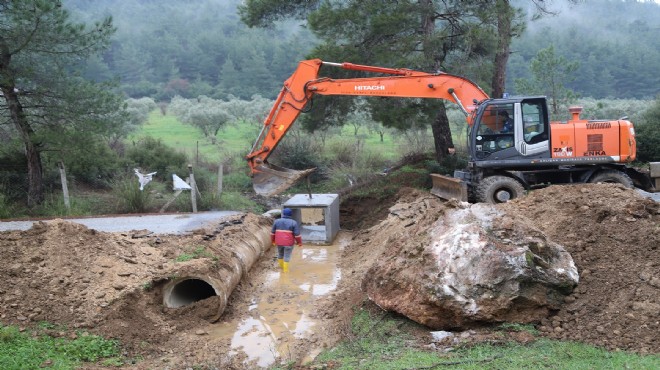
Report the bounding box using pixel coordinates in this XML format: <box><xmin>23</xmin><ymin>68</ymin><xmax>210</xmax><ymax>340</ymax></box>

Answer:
<box><xmin>430</xmin><ymin>174</ymin><xmax>468</xmax><ymax>202</ymax></box>
<box><xmin>252</xmin><ymin>163</ymin><xmax>316</xmax><ymax>197</ymax></box>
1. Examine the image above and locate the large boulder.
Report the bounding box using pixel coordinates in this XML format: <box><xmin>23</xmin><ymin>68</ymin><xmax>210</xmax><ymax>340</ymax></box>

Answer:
<box><xmin>361</xmin><ymin>193</ymin><xmax>578</xmax><ymax>329</ymax></box>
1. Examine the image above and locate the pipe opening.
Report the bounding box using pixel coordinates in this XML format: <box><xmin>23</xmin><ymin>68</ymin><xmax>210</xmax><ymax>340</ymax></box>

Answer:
<box><xmin>164</xmin><ymin>278</ymin><xmax>217</xmax><ymax>308</ymax></box>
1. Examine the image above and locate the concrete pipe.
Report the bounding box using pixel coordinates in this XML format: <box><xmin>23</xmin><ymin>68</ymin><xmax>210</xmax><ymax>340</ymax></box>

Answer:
<box><xmin>161</xmin><ymin>215</ymin><xmax>272</xmax><ymax>318</ymax></box>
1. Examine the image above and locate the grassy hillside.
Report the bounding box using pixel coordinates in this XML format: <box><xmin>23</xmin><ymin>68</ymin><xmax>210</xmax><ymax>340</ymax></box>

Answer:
<box><xmin>133</xmin><ymin>111</ymin><xmax>246</xmax><ymax>163</ymax></box>
<box><xmin>134</xmin><ymin>111</ymin><xmax>408</xmax><ymax>165</ymax></box>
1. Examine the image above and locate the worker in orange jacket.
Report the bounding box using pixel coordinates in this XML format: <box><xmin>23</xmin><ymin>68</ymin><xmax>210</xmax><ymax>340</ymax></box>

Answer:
<box><xmin>271</xmin><ymin>208</ymin><xmax>302</xmax><ymax>272</ymax></box>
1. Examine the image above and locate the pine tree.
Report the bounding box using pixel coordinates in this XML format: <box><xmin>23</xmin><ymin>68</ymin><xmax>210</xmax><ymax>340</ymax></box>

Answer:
<box><xmin>0</xmin><ymin>0</ymin><xmax>122</xmax><ymax>207</ymax></box>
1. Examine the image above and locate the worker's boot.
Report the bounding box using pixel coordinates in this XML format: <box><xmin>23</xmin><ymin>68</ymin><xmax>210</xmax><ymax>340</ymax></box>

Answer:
<box><xmin>277</xmin><ymin>258</ymin><xmax>284</xmax><ymax>269</ymax></box>
<box><xmin>282</xmin><ymin>261</ymin><xmax>290</xmax><ymax>273</ymax></box>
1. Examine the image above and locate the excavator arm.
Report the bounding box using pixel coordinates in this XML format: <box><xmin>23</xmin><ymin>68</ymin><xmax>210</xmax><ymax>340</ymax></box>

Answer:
<box><xmin>247</xmin><ymin>58</ymin><xmax>490</xmax><ymax>196</ymax></box>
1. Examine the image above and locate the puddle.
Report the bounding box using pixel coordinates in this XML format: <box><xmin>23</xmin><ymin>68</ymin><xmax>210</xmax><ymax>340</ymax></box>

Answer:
<box><xmin>208</xmin><ymin>231</ymin><xmax>351</xmax><ymax>368</ymax></box>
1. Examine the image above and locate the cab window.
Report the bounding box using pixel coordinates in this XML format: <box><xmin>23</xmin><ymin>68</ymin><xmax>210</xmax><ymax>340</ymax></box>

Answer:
<box><xmin>522</xmin><ymin>101</ymin><xmax>548</xmax><ymax>144</ymax></box>
<box><xmin>478</xmin><ymin>104</ymin><xmax>514</xmax><ymax>134</ymax></box>
<box><xmin>475</xmin><ymin>103</ymin><xmax>514</xmax><ymax>154</ymax></box>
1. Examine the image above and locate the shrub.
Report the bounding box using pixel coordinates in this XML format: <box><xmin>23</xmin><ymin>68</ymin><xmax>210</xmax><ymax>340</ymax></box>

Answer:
<box><xmin>50</xmin><ymin>139</ymin><xmax>122</xmax><ymax>188</ymax></box>
<box><xmin>221</xmin><ymin>172</ymin><xmax>252</xmax><ymax>192</ymax></box>
<box><xmin>219</xmin><ymin>191</ymin><xmax>264</xmax><ymax>213</ymax></box>
<box><xmin>0</xmin><ymin>191</ymin><xmax>23</xmax><ymax>219</ymax></box>
<box><xmin>636</xmin><ymin>96</ymin><xmax>660</xmax><ymax>162</ymax></box>
<box><xmin>111</xmin><ymin>175</ymin><xmax>153</xmax><ymax>213</ymax></box>
<box><xmin>0</xmin><ymin>150</ymin><xmax>28</xmax><ymax>203</ymax></box>
<box><xmin>269</xmin><ymin>130</ymin><xmax>328</xmax><ymax>184</ymax></box>
<box><xmin>123</xmin><ymin>136</ymin><xmax>189</xmax><ymax>176</ymax></box>
<box><xmin>425</xmin><ymin>152</ymin><xmax>469</xmax><ymax>176</ymax></box>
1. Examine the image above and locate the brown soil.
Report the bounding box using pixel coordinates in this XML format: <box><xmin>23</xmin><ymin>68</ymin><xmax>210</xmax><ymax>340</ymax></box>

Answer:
<box><xmin>0</xmin><ymin>183</ymin><xmax>658</xmax><ymax>369</ymax></box>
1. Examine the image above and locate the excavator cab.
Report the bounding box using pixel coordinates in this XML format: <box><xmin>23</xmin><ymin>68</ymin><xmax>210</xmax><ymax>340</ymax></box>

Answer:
<box><xmin>469</xmin><ymin>97</ymin><xmax>550</xmax><ymax>162</ymax></box>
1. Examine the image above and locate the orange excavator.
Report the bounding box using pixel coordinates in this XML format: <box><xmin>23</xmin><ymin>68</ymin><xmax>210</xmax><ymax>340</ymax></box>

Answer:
<box><xmin>247</xmin><ymin>59</ymin><xmax>659</xmax><ymax>202</ymax></box>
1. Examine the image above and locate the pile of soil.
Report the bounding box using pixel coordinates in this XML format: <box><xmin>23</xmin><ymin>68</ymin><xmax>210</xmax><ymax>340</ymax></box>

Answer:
<box><xmin>330</xmin><ymin>184</ymin><xmax>659</xmax><ymax>354</ymax></box>
<box><xmin>502</xmin><ymin>184</ymin><xmax>659</xmax><ymax>353</ymax></box>
<box><xmin>0</xmin><ymin>213</ymin><xmax>273</xmax><ymax>362</ymax></box>
<box><xmin>0</xmin><ymin>182</ymin><xmax>657</xmax><ymax>368</ymax></box>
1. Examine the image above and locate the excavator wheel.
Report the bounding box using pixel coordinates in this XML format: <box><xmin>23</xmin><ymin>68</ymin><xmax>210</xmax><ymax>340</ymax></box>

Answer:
<box><xmin>475</xmin><ymin>175</ymin><xmax>525</xmax><ymax>204</ymax></box>
<box><xmin>589</xmin><ymin>170</ymin><xmax>634</xmax><ymax>188</ymax></box>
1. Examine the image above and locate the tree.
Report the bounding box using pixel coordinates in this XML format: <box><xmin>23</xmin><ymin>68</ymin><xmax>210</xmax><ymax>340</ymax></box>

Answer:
<box><xmin>478</xmin><ymin>0</ymin><xmax>528</xmax><ymax>99</ymax></box>
<box><xmin>169</xmin><ymin>96</ymin><xmax>234</xmax><ymax>144</ymax></box>
<box><xmin>514</xmin><ymin>44</ymin><xmax>579</xmax><ymax>118</ymax></box>
<box><xmin>484</xmin><ymin>0</ymin><xmax>578</xmax><ymax>98</ymax></box>
<box><xmin>0</xmin><ymin>0</ymin><xmax>119</xmax><ymax>207</ymax></box>
<box><xmin>240</xmin><ymin>0</ymin><xmax>496</xmax><ymax>163</ymax></box>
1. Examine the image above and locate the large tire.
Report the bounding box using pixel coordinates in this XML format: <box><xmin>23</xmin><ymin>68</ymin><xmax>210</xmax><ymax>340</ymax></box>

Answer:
<box><xmin>475</xmin><ymin>175</ymin><xmax>525</xmax><ymax>204</ymax></box>
<box><xmin>589</xmin><ymin>169</ymin><xmax>634</xmax><ymax>188</ymax></box>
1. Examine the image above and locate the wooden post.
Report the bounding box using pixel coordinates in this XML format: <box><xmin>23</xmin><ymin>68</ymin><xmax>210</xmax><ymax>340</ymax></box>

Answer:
<box><xmin>217</xmin><ymin>163</ymin><xmax>223</xmax><ymax>196</ymax></box>
<box><xmin>58</xmin><ymin>161</ymin><xmax>70</xmax><ymax>210</ymax></box>
<box><xmin>189</xmin><ymin>164</ymin><xmax>197</xmax><ymax>213</ymax></box>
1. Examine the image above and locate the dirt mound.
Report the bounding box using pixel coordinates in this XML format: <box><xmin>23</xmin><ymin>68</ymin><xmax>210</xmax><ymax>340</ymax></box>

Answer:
<box><xmin>0</xmin><ymin>213</ymin><xmax>272</xmax><ymax>358</ymax></box>
<box><xmin>318</xmin><ymin>188</ymin><xmax>451</xmax><ymax>338</ymax></box>
<box><xmin>0</xmin><ymin>182</ymin><xmax>657</xmax><ymax>368</ymax></box>
<box><xmin>328</xmin><ymin>184</ymin><xmax>658</xmax><ymax>355</ymax></box>
<box><xmin>502</xmin><ymin>184</ymin><xmax>659</xmax><ymax>353</ymax></box>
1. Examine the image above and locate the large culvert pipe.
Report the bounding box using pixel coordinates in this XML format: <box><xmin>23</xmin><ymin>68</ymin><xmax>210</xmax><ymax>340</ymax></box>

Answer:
<box><xmin>163</xmin><ymin>276</ymin><xmax>220</xmax><ymax>308</ymax></box>
<box><xmin>162</xmin><ymin>215</ymin><xmax>272</xmax><ymax>319</ymax></box>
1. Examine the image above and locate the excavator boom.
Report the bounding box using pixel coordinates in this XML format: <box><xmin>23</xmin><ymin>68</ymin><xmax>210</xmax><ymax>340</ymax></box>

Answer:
<box><xmin>246</xmin><ymin>59</ymin><xmax>490</xmax><ymax>196</ymax></box>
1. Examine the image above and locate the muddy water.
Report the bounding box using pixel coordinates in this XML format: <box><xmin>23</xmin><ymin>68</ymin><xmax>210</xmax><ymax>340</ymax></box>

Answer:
<box><xmin>208</xmin><ymin>231</ymin><xmax>350</xmax><ymax>368</ymax></box>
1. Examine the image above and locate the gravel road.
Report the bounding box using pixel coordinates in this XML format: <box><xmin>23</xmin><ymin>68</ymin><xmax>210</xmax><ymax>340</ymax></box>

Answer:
<box><xmin>0</xmin><ymin>211</ymin><xmax>241</xmax><ymax>234</ymax></box>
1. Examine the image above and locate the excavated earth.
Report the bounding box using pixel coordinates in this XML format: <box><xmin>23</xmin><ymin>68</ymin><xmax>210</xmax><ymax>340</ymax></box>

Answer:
<box><xmin>0</xmin><ymin>183</ymin><xmax>658</xmax><ymax>369</ymax></box>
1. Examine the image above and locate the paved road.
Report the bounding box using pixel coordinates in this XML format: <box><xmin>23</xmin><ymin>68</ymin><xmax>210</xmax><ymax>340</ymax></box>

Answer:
<box><xmin>0</xmin><ymin>211</ymin><xmax>241</xmax><ymax>235</ymax></box>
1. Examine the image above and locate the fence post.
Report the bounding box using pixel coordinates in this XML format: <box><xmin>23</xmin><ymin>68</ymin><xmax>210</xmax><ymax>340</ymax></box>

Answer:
<box><xmin>189</xmin><ymin>164</ymin><xmax>197</xmax><ymax>213</ymax></box>
<box><xmin>217</xmin><ymin>163</ymin><xmax>223</xmax><ymax>196</ymax></box>
<box><xmin>58</xmin><ymin>161</ymin><xmax>70</xmax><ymax>211</ymax></box>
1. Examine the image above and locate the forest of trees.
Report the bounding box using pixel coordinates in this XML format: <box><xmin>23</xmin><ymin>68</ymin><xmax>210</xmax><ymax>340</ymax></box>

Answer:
<box><xmin>508</xmin><ymin>0</ymin><xmax>660</xmax><ymax>99</ymax></box>
<box><xmin>66</xmin><ymin>0</ymin><xmax>315</xmax><ymax>101</ymax></box>
<box><xmin>65</xmin><ymin>0</ymin><xmax>659</xmax><ymax>101</ymax></box>
<box><xmin>1</xmin><ymin>0</ymin><xmax>658</xmax><ymax>210</ymax></box>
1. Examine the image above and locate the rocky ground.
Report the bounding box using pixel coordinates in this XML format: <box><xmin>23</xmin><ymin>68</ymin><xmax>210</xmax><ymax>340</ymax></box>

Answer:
<box><xmin>0</xmin><ymin>183</ymin><xmax>658</xmax><ymax>369</ymax></box>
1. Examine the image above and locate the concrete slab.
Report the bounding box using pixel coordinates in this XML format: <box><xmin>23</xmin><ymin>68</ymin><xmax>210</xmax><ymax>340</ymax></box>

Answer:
<box><xmin>284</xmin><ymin>194</ymin><xmax>340</xmax><ymax>244</ymax></box>
<box><xmin>285</xmin><ymin>194</ymin><xmax>338</xmax><ymax>206</ymax></box>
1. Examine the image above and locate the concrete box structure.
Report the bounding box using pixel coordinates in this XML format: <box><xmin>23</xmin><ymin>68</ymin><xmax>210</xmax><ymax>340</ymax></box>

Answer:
<box><xmin>283</xmin><ymin>194</ymin><xmax>340</xmax><ymax>244</ymax></box>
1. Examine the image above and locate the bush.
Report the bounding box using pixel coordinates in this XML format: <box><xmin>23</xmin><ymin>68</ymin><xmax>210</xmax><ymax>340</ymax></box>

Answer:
<box><xmin>122</xmin><ymin>80</ymin><xmax>159</xmax><ymax>98</ymax></box>
<box><xmin>269</xmin><ymin>131</ymin><xmax>328</xmax><ymax>184</ymax></box>
<box><xmin>222</xmin><ymin>171</ymin><xmax>252</xmax><ymax>191</ymax></box>
<box><xmin>36</xmin><ymin>193</ymin><xmax>96</xmax><ymax>218</ymax></box>
<box><xmin>111</xmin><ymin>176</ymin><xmax>153</xmax><ymax>213</ymax></box>
<box><xmin>125</xmin><ymin>97</ymin><xmax>157</xmax><ymax>126</ymax></box>
<box><xmin>123</xmin><ymin>136</ymin><xmax>189</xmax><ymax>176</ymax></box>
<box><xmin>219</xmin><ymin>191</ymin><xmax>264</xmax><ymax>213</ymax></box>
<box><xmin>636</xmin><ymin>97</ymin><xmax>660</xmax><ymax>162</ymax></box>
<box><xmin>0</xmin><ymin>150</ymin><xmax>28</xmax><ymax>203</ymax></box>
<box><xmin>50</xmin><ymin>139</ymin><xmax>122</xmax><ymax>188</ymax></box>
<box><xmin>0</xmin><ymin>190</ymin><xmax>24</xmax><ymax>219</ymax></box>
<box><xmin>577</xmin><ymin>97</ymin><xmax>648</xmax><ymax>123</ymax></box>
<box><xmin>425</xmin><ymin>152</ymin><xmax>469</xmax><ymax>176</ymax></box>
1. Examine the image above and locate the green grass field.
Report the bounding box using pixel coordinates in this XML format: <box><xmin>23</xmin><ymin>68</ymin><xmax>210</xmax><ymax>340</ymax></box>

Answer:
<box><xmin>303</xmin><ymin>309</ymin><xmax>660</xmax><ymax>370</ymax></box>
<box><xmin>133</xmin><ymin>112</ymin><xmax>237</xmax><ymax>162</ymax></box>
<box><xmin>133</xmin><ymin>111</ymin><xmax>412</xmax><ymax>165</ymax></box>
